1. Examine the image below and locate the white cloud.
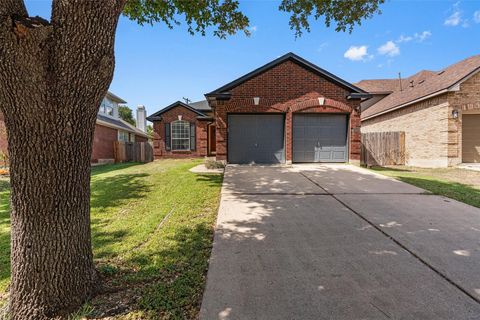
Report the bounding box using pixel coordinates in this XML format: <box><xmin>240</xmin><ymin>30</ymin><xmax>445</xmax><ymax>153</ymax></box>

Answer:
<box><xmin>378</xmin><ymin>41</ymin><xmax>400</xmax><ymax>57</ymax></box>
<box><xmin>344</xmin><ymin>45</ymin><xmax>369</xmax><ymax>61</ymax></box>
<box><xmin>397</xmin><ymin>35</ymin><xmax>413</xmax><ymax>43</ymax></box>
<box><xmin>475</xmin><ymin>11</ymin><xmax>480</xmax><ymax>23</ymax></box>
<box><xmin>414</xmin><ymin>30</ymin><xmax>432</xmax><ymax>42</ymax></box>
<box><xmin>317</xmin><ymin>42</ymin><xmax>329</xmax><ymax>53</ymax></box>
<box><xmin>445</xmin><ymin>10</ymin><xmax>462</xmax><ymax>26</ymax></box>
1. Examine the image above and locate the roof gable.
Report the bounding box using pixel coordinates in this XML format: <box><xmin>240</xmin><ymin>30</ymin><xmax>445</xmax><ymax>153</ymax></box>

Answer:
<box><xmin>205</xmin><ymin>52</ymin><xmax>367</xmax><ymax>97</ymax></box>
<box><xmin>146</xmin><ymin>101</ymin><xmax>208</xmax><ymax>121</ymax></box>
<box><xmin>361</xmin><ymin>54</ymin><xmax>480</xmax><ymax>120</ymax></box>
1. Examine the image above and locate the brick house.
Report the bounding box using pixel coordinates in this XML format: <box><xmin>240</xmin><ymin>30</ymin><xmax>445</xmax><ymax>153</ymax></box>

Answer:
<box><xmin>358</xmin><ymin>55</ymin><xmax>480</xmax><ymax>167</ymax></box>
<box><xmin>0</xmin><ymin>91</ymin><xmax>149</xmax><ymax>164</ymax></box>
<box><xmin>148</xmin><ymin>53</ymin><xmax>367</xmax><ymax>164</ymax></box>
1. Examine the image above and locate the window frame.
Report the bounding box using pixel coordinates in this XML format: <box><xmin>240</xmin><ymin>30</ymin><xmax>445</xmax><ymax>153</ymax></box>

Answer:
<box><xmin>118</xmin><ymin>130</ymin><xmax>129</xmax><ymax>142</ymax></box>
<box><xmin>170</xmin><ymin>120</ymin><xmax>191</xmax><ymax>151</ymax></box>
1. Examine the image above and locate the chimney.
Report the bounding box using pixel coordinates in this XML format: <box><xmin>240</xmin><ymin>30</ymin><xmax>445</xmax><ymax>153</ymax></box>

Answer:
<box><xmin>136</xmin><ymin>105</ymin><xmax>147</xmax><ymax>132</ymax></box>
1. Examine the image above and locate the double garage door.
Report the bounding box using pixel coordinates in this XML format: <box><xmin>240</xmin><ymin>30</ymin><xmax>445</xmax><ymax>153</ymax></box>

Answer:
<box><xmin>228</xmin><ymin>114</ymin><xmax>348</xmax><ymax>164</ymax></box>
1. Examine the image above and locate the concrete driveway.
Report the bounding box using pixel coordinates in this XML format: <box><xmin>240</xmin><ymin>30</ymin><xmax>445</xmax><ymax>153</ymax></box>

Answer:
<box><xmin>200</xmin><ymin>165</ymin><xmax>480</xmax><ymax>320</ymax></box>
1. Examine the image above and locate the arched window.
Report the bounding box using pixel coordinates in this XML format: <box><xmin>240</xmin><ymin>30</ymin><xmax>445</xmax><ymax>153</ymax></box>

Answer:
<box><xmin>171</xmin><ymin>120</ymin><xmax>190</xmax><ymax>150</ymax></box>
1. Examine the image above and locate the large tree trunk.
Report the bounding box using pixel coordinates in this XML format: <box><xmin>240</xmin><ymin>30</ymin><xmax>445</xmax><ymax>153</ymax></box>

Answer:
<box><xmin>0</xmin><ymin>1</ymin><xmax>124</xmax><ymax>318</ymax></box>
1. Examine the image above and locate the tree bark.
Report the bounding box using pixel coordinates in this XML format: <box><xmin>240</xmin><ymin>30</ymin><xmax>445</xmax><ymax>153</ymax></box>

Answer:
<box><xmin>0</xmin><ymin>1</ymin><xmax>125</xmax><ymax>318</ymax></box>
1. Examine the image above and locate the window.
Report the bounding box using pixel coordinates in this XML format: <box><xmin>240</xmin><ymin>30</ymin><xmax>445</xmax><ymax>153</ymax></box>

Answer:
<box><xmin>171</xmin><ymin>120</ymin><xmax>190</xmax><ymax>150</ymax></box>
<box><xmin>118</xmin><ymin>130</ymin><xmax>129</xmax><ymax>142</ymax></box>
<box><xmin>106</xmin><ymin>106</ymin><xmax>114</xmax><ymax>116</ymax></box>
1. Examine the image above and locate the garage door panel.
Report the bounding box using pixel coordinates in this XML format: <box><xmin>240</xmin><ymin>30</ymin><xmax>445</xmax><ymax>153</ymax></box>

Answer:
<box><xmin>228</xmin><ymin>114</ymin><xmax>285</xmax><ymax>164</ymax></box>
<box><xmin>293</xmin><ymin>114</ymin><xmax>348</xmax><ymax>163</ymax></box>
<box><xmin>462</xmin><ymin>114</ymin><xmax>480</xmax><ymax>163</ymax></box>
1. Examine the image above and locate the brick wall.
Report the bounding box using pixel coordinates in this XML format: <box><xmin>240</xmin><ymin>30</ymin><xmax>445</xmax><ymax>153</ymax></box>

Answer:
<box><xmin>213</xmin><ymin>60</ymin><xmax>361</xmax><ymax>163</ymax></box>
<box><xmin>362</xmin><ymin>95</ymin><xmax>450</xmax><ymax>167</ymax></box>
<box><xmin>151</xmin><ymin>105</ymin><xmax>209</xmax><ymax>159</ymax></box>
<box><xmin>448</xmin><ymin>72</ymin><xmax>480</xmax><ymax>165</ymax></box>
<box><xmin>362</xmin><ymin>71</ymin><xmax>480</xmax><ymax>167</ymax></box>
<box><xmin>91</xmin><ymin>124</ymin><xmax>118</xmax><ymax>162</ymax></box>
<box><xmin>135</xmin><ymin>135</ymin><xmax>148</xmax><ymax>143</ymax></box>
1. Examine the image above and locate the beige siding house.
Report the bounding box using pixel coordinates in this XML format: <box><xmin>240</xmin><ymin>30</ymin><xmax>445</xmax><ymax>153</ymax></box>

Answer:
<box><xmin>358</xmin><ymin>55</ymin><xmax>480</xmax><ymax>167</ymax></box>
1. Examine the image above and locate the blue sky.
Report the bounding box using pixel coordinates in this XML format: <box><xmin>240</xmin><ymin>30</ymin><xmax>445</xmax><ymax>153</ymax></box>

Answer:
<box><xmin>25</xmin><ymin>0</ymin><xmax>480</xmax><ymax>115</ymax></box>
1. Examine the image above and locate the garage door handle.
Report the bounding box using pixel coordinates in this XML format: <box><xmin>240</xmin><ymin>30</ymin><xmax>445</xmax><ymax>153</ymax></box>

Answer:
<box><xmin>254</xmin><ymin>143</ymin><xmax>258</xmax><ymax>147</ymax></box>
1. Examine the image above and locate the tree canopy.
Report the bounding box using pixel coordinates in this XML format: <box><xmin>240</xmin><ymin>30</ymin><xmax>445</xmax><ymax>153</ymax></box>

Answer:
<box><xmin>123</xmin><ymin>0</ymin><xmax>385</xmax><ymax>38</ymax></box>
<box><xmin>118</xmin><ymin>105</ymin><xmax>136</xmax><ymax>126</ymax></box>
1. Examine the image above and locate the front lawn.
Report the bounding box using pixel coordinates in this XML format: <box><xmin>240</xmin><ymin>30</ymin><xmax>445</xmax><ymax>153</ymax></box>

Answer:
<box><xmin>0</xmin><ymin>159</ymin><xmax>223</xmax><ymax>318</ymax></box>
<box><xmin>370</xmin><ymin>166</ymin><xmax>480</xmax><ymax>208</ymax></box>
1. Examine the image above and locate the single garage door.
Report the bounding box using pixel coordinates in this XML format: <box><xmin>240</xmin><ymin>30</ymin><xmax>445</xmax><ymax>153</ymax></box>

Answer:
<box><xmin>462</xmin><ymin>114</ymin><xmax>480</xmax><ymax>163</ymax></box>
<box><xmin>228</xmin><ymin>114</ymin><xmax>285</xmax><ymax>164</ymax></box>
<box><xmin>293</xmin><ymin>114</ymin><xmax>348</xmax><ymax>163</ymax></box>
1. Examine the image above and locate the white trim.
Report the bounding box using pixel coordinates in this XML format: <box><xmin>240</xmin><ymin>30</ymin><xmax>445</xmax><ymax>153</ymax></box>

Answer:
<box><xmin>170</xmin><ymin>120</ymin><xmax>191</xmax><ymax>151</ymax></box>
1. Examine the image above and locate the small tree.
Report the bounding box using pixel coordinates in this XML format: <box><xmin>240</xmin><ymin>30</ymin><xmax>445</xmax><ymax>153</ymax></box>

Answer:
<box><xmin>0</xmin><ymin>0</ymin><xmax>384</xmax><ymax>318</ymax></box>
<box><xmin>118</xmin><ymin>105</ymin><xmax>136</xmax><ymax>126</ymax></box>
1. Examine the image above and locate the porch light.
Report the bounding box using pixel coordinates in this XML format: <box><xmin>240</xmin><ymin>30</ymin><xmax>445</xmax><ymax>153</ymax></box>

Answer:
<box><xmin>318</xmin><ymin>97</ymin><xmax>325</xmax><ymax>106</ymax></box>
<box><xmin>452</xmin><ymin>109</ymin><xmax>459</xmax><ymax>119</ymax></box>
<box><xmin>253</xmin><ymin>97</ymin><xmax>260</xmax><ymax>105</ymax></box>
<box><xmin>178</xmin><ymin>115</ymin><xmax>183</xmax><ymax>121</ymax></box>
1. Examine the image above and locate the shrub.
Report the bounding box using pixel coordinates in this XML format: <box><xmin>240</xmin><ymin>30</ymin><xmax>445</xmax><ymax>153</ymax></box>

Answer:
<box><xmin>204</xmin><ymin>159</ymin><xmax>225</xmax><ymax>170</ymax></box>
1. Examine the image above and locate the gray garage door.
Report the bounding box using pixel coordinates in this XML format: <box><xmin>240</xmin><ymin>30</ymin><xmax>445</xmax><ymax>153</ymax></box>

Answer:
<box><xmin>293</xmin><ymin>114</ymin><xmax>348</xmax><ymax>163</ymax></box>
<box><xmin>228</xmin><ymin>114</ymin><xmax>285</xmax><ymax>164</ymax></box>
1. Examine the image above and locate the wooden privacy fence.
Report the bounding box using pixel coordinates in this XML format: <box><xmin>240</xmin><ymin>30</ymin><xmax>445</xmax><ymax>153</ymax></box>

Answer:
<box><xmin>114</xmin><ymin>141</ymin><xmax>153</xmax><ymax>163</ymax></box>
<box><xmin>361</xmin><ymin>131</ymin><xmax>405</xmax><ymax>166</ymax></box>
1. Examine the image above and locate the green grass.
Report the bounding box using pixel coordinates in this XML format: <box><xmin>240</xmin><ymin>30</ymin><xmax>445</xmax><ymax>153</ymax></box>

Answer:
<box><xmin>370</xmin><ymin>166</ymin><xmax>480</xmax><ymax>208</ymax></box>
<box><xmin>0</xmin><ymin>159</ymin><xmax>223</xmax><ymax>319</ymax></box>
<box><xmin>0</xmin><ymin>179</ymin><xmax>10</xmax><ymax>295</ymax></box>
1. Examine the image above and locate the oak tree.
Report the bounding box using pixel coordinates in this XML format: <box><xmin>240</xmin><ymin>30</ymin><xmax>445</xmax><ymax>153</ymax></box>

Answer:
<box><xmin>0</xmin><ymin>0</ymin><xmax>383</xmax><ymax>318</ymax></box>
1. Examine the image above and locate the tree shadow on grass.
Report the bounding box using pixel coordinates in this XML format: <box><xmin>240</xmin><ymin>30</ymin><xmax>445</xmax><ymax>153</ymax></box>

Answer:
<box><xmin>0</xmin><ymin>231</ymin><xmax>11</xmax><ymax>293</ymax></box>
<box><xmin>90</xmin><ymin>173</ymin><xmax>151</xmax><ymax>212</ymax></box>
<box><xmin>194</xmin><ymin>174</ymin><xmax>224</xmax><ymax>188</ymax></box>
<box><xmin>394</xmin><ymin>176</ymin><xmax>480</xmax><ymax>208</ymax></box>
<box><xmin>89</xmin><ymin>222</ymin><xmax>215</xmax><ymax>319</ymax></box>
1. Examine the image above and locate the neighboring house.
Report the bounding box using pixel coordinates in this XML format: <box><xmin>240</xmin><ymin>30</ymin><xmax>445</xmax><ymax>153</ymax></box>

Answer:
<box><xmin>358</xmin><ymin>55</ymin><xmax>480</xmax><ymax>167</ymax></box>
<box><xmin>147</xmin><ymin>53</ymin><xmax>368</xmax><ymax>164</ymax></box>
<box><xmin>0</xmin><ymin>91</ymin><xmax>149</xmax><ymax>164</ymax></box>
<box><xmin>92</xmin><ymin>92</ymin><xmax>149</xmax><ymax>163</ymax></box>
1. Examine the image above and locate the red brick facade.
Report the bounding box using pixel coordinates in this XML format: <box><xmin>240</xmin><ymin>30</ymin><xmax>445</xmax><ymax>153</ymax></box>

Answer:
<box><xmin>91</xmin><ymin>124</ymin><xmax>149</xmax><ymax>163</ymax></box>
<box><xmin>91</xmin><ymin>124</ymin><xmax>118</xmax><ymax>162</ymax></box>
<box><xmin>151</xmin><ymin>105</ymin><xmax>210</xmax><ymax>159</ymax></box>
<box><xmin>0</xmin><ymin>117</ymin><xmax>148</xmax><ymax>164</ymax></box>
<box><xmin>212</xmin><ymin>60</ymin><xmax>361</xmax><ymax>163</ymax></box>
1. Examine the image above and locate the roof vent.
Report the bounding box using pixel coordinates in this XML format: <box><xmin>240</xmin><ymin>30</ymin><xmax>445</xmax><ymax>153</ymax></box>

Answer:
<box><xmin>418</xmin><ymin>79</ymin><xmax>425</xmax><ymax>85</ymax></box>
<box><xmin>437</xmin><ymin>70</ymin><xmax>445</xmax><ymax>75</ymax></box>
<box><xmin>409</xmin><ymin>80</ymin><xmax>414</xmax><ymax>88</ymax></box>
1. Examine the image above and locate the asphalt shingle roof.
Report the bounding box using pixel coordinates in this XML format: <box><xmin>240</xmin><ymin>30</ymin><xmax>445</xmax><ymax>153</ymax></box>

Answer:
<box><xmin>358</xmin><ymin>55</ymin><xmax>480</xmax><ymax>120</ymax></box>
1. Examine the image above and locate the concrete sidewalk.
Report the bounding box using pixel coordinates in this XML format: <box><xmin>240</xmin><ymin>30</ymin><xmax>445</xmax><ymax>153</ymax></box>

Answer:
<box><xmin>200</xmin><ymin>164</ymin><xmax>480</xmax><ymax>320</ymax></box>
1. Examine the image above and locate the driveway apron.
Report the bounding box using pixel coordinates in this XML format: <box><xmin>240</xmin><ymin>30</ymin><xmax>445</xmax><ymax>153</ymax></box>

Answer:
<box><xmin>200</xmin><ymin>164</ymin><xmax>480</xmax><ymax>320</ymax></box>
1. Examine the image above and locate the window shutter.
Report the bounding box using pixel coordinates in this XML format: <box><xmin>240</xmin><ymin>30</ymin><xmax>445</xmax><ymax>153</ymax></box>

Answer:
<box><xmin>190</xmin><ymin>122</ymin><xmax>196</xmax><ymax>151</ymax></box>
<box><xmin>165</xmin><ymin>122</ymin><xmax>171</xmax><ymax>151</ymax></box>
